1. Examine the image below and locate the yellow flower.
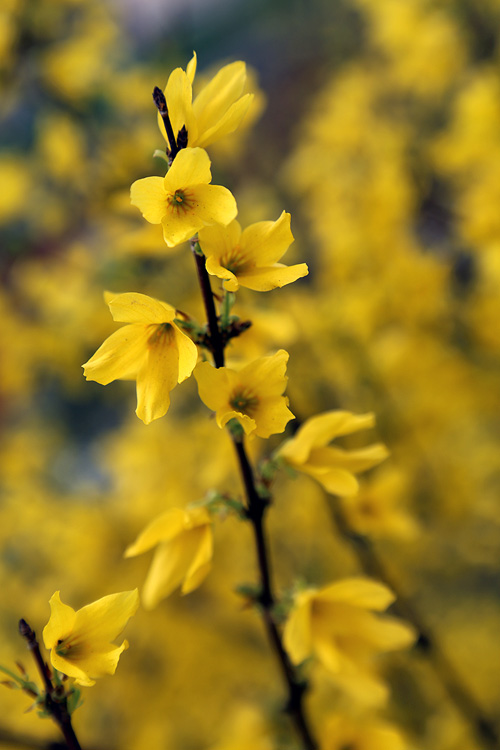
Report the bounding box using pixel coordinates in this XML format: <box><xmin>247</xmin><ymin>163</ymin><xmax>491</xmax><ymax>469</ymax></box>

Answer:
<box><xmin>194</xmin><ymin>350</ymin><xmax>294</xmax><ymax>438</ymax></box>
<box><xmin>277</xmin><ymin>411</ymin><xmax>389</xmax><ymax>496</ymax></box>
<box><xmin>42</xmin><ymin>590</ymin><xmax>139</xmax><ymax>687</ymax></box>
<box><xmin>157</xmin><ymin>52</ymin><xmax>253</xmax><ymax>149</ymax></box>
<box><xmin>320</xmin><ymin>714</ymin><xmax>408</xmax><ymax>750</ymax></box>
<box><xmin>130</xmin><ymin>147</ymin><xmax>237</xmax><ymax>248</ymax></box>
<box><xmin>82</xmin><ymin>292</ymin><xmax>198</xmax><ymax>424</ymax></box>
<box><xmin>198</xmin><ymin>212</ymin><xmax>309</xmax><ymax>292</ymax></box>
<box><xmin>125</xmin><ymin>506</ymin><xmax>213</xmax><ymax>609</ymax></box>
<box><xmin>284</xmin><ymin>578</ymin><xmax>415</xmax><ymax>684</ymax></box>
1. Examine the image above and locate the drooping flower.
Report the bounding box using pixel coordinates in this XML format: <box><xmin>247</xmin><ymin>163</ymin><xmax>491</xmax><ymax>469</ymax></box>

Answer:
<box><xmin>194</xmin><ymin>350</ymin><xmax>294</xmax><ymax>438</ymax></box>
<box><xmin>157</xmin><ymin>52</ymin><xmax>253</xmax><ymax>150</ymax></box>
<box><xmin>277</xmin><ymin>411</ymin><xmax>389</xmax><ymax>496</ymax></box>
<box><xmin>198</xmin><ymin>212</ymin><xmax>308</xmax><ymax>292</ymax></box>
<box><xmin>82</xmin><ymin>292</ymin><xmax>198</xmax><ymax>424</ymax></box>
<box><xmin>130</xmin><ymin>147</ymin><xmax>238</xmax><ymax>248</ymax></box>
<box><xmin>283</xmin><ymin>578</ymin><xmax>415</xmax><ymax>699</ymax></box>
<box><xmin>125</xmin><ymin>506</ymin><xmax>213</xmax><ymax>609</ymax></box>
<box><xmin>42</xmin><ymin>589</ymin><xmax>139</xmax><ymax>687</ymax></box>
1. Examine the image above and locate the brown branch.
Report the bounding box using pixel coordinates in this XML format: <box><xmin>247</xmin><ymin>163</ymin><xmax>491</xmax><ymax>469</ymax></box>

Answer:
<box><xmin>18</xmin><ymin>620</ymin><xmax>83</xmax><ymax>750</ymax></box>
<box><xmin>193</xmin><ymin>248</ymin><xmax>317</xmax><ymax>750</ymax></box>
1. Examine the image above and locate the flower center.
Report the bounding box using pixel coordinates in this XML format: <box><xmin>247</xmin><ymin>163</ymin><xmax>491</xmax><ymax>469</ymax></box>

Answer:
<box><xmin>229</xmin><ymin>387</ymin><xmax>259</xmax><ymax>415</ymax></box>
<box><xmin>167</xmin><ymin>189</ymin><xmax>194</xmax><ymax>214</ymax></box>
<box><xmin>55</xmin><ymin>637</ymin><xmax>85</xmax><ymax>659</ymax></box>
<box><xmin>220</xmin><ymin>245</ymin><xmax>250</xmax><ymax>275</ymax></box>
<box><xmin>147</xmin><ymin>323</ymin><xmax>174</xmax><ymax>347</ymax></box>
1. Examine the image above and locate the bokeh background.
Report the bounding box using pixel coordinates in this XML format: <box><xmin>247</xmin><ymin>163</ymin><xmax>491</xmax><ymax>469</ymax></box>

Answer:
<box><xmin>1</xmin><ymin>0</ymin><xmax>500</xmax><ymax>748</ymax></box>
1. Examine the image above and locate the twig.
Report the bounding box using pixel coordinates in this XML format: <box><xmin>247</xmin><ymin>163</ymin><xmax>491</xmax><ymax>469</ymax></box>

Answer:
<box><xmin>18</xmin><ymin>620</ymin><xmax>82</xmax><ymax>750</ymax></box>
<box><xmin>193</xmin><ymin>246</ymin><xmax>317</xmax><ymax>750</ymax></box>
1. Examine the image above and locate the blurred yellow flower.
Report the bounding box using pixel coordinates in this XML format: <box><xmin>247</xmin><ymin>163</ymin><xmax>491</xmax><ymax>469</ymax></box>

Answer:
<box><xmin>157</xmin><ymin>51</ymin><xmax>253</xmax><ymax>149</ymax></box>
<box><xmin>130</xmin><ymin>147</ymin><xmax>237</xmax><ymax>247</ymax></box>
<box><xmin>198</xmin><ymin>211</ymin><xmax>308</xmax><ymax>292</ymax></box>
<box><xmin>125</xmin><ymin>506</ymin><xmax>213</xmax><ymax>609</ymax></box>
<box><xmin>320</xmin><ymin>714</ymin><xmax>407</xmax><ymax>750</ymax></box>
<box><xmin>284</xmin><ymin>578</ymin><xmax>415</xmax><ymax>678</ymax></box>
<box><xmin>194</xmin><ymin>350</ymin><xmax>294</xmax><ymax>438</ymax></box>
<box><xmin>82</xmin><ymin>292</ymin><xmax>198</xmax><ymax>424</ymax></box>
<box><xmin>277</xmin><ymin>411</ymin><xmax>389</xmax><ymax>496</ymax></box>
<box><xmin>42</xmin><ymin>589</ymin><xmax>139</xmax><ymax>687</ymax></box>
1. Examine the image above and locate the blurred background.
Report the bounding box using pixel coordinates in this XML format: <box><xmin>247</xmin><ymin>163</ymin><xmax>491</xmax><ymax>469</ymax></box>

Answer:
<box><xmin>1</xmin><ymin>0</ymin><xmax>500</xmax><ymax>748</ymax></box>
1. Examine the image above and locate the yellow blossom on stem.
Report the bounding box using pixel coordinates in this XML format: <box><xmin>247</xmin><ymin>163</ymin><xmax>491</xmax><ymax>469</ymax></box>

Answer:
<box><xmin>194</xmin><ymin>350</ymin><xmax>294</xmax><ymax>438</ymax></box>
<box><xmin>125</xmin><ymin>506</ymin><xmax>213</xmax><ymax>609</ymax></box>
<box><xmin>277</xmin><ymin>411</ymin><xmax>389</xmax><ymax>496</ymax></box>
<box><xmin>198</xmin><ymin>211</ymin><xmax>308</xmax><ymax>292</ymax></box>
<box><xmin>42</xmin><ymin>590</ymin><xmax>139</xmax><ymax>687</ymax></box>
<box><xmin>283</xmin><ymin>578</ymin><xmax>415</xmax><ymax>689</ymax></box>
<box><xmin>82</xmin><ymin>292</ymin><xmax>198</xmax><ymax>424</ymax></box>
<box><xmin>130</xmin><ymin>147</ymin><xmax>238</xmax><ymax>248</ymax></box>
<box><xmin>157</xmin><ymin>52</ymin><xmax>253</xmax><ymax>149</ymax></box>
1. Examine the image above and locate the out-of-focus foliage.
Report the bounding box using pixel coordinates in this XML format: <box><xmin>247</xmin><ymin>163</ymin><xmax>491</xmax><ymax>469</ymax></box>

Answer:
<box><xmin>1</xmin><ymin>0</ymin><xmax>500</xmax><ymax>749</ymax></box>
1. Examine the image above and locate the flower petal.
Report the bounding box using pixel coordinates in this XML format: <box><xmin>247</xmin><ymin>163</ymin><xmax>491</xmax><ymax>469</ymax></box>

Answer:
<box><xmin>72</xmin><ymin>590</ymin><xmax>139</xmax><ymax>646</ymax></box>
<box><xmin>164</xmin><ymin>147</ymin><xmax>212</xmax><ymax>192</ymax></box>
<box><xmin>163</xmin><ymin>67</ymin><xmax>197</xmax><ymax>145</ymax></box>
<box><xmin>130</xmin><ymin>176</ymin><xmax>166</xmax><ymax>224</ymax></box>
<box><xmin>171</xmin><ymin>323</ymin><xmax>198</xmax><ymax>382</ymax></box>
<box><xmin>240</xmin><ymin>211</ymin><xmax>294</xmax><ymax>265</ymax></box>
<box><xmin>82</xmin><ymin>325</ymin><xmax>150</xmax><ymax>385</ymax></box>
<box><xmin>106</xmin><ymin>292</ymin><xmax>176</xmax><ymax>324</ymax></box>
<box><xmin>181</xmin><ymin>524</ymin><xmax>213</xmax><ymax>594</ymax></box>
<box><xmin>43</xmin><ymin>592</ymin><xmax>76</xmax><ymax>650</ymax></box>
<box><xmin>196</xmin><ymin>93</ymin><xmax>254</xmax><ymax>148</ymax></box>
<box><xmin>193</xmin><ymin>61</ymin><xmax>246</xmax><ymax>133</ymax></box>
<box><xmin>283</xmin><ymin>592</ymin><xmax>314</xmax><ymax>665</ymax></box>
<box><xmin>124</xmin><ymin>508</ymin><xmax>187</xmax><ymax>557</ymax></box>
<box><xmin>236</xmin><ymin>263</ymin><xmax>309</xmax><ymax>291</ymax></box>
<box><xmin>135</xmin><ymin>329</ymin><xmax>180</xmax><ymax>424</ymax></box>
<box><xmin>315</xmin><ymin>578</ymin><xmax>396</xmax><ymax>611</ymax></box>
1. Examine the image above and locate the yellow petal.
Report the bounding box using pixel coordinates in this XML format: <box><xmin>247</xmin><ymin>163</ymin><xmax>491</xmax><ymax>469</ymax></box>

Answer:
<box><xmin>205</xmin><ymin>254</ymin><xmax>238</xmax><ymax>287</ymax></box>
<box><xmin>106</xmin><ymin>292</ymin><xmax>176</xmax><ymax>324</ymax></box>
<box><xmin>186</xmin><ymin>51</ymin><xmax>197</xmax><ymax>84</ymax></box>
<box><xmin>163</xmin><ymin>67</ymin><xmax>197</xmax><ymax>145</ymax></box>
<box><xmin>196</xmin><ymin>93</ymin><xmax>254</xmax><ymax>148</ymax></box>
<box><xmin>72</xmin><ymin>590</ymin><xmax>139</xmax><ymax>645</ymax></box>
<box><xmin>135</xmin><ymin>329</ymin><xmax>180</xmax><ymax>424</ymax></box>
<box><xmin>82</xmin><ymin>325</ymin><xmax>150</xmax><ymax>385</ymax></box>
<box><xmin>236</xmin><ymin>263</ymin><xmax>309</xmax><ymax>291</ymax></box>
<box><xmin>142</xmin><ymin>528</ymin><xmax>206</xmax><ymax>609</ymax></box>
<box><xmin>171</xmin><ymin>323</ymin><xmax>198</xmax><ymax>382</ymax></box>
<box><xmin>164</xmin><ymin>147</ymin><xmax>211</xmax><ymax>192</ymax></box>
<box><xmin>299</xmin><ymin>464</ymin><xmax>360</xmax><ymax>497</ymax></box>
<box><xmin>254</xmin><ymin>397</ymin><xmax>294</xmax><ymax>438</ymax></box>
<box><xmin>279</xmin><ymin>411</ymin><xmax>376</xmax><ymax>464</ymax></box>
<box><xmin>43</xmin><ymin>592</ymin><xmax>76</xmax><ymax>650</ymax></box>
<box><xmin>125</xmin><ymin>508</ymin><xmax>187</xmax><ymax>557</ymax></box>
<box><xmin>310</xmin><ymin>444</ymin><xmax>389</xmax><ymax>472</ymax></box>
<box><xmin>218</xmin><ymin>409</ymin><xmax>256</xmax><ymax>435</ymax></box>
<box><xmin>50</xmin><ymin>649</ymin><xmax>96</xmax><ymax>686</ymax></box>
<box><xmin>198</xmin><ymin>219</ymin><xmax>242</xmax><ymax>257</ymax></box>
<box><xmin>182</xmin><ymin>524</ymin><xmax>213</xmax><ymax>594</ymax></box>
<box><xmin>69</xmin><ymin>643</ymin><xmax>128</xmax><ymax>683</ymax></box>
<box><xmin>188</xmin><ymin>184</ymin><xmax>238</xmax><ymax>226</ymax></box>
<box><xmin>239</xmin><ymin>349</ymin><xmax>289</xmax><ymax>397</ymax></box>
<box><xmin>130</xmin><ymin>176</ymin><xmax>166</xmax><ymax>224</ymax></box>
<box><xmin>193</xmin><ymin>61</ymin><xmax>246</xmax><ymax>131</ymax></box>
<box><xmin>194</xmin><ymin>361</ymin><xmax>232</xmax><ymax>413</ymax></box>
<box><xmin>240</xmin><ymin>211</ymin><xmax>294</xmax><ymax>265</ymax></box>
<box><xmin>315</xmin><ymin>578</ymin><xmax>396</xmax><ymax>611</ymax></box>
<box><xmin>283</xmin><ymin>593</ymin><xmax>314</xmax><ymax>665</ymax></box>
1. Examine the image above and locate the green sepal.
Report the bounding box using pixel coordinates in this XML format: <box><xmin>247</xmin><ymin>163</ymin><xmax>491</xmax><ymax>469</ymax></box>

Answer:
<box><xmin>153</xmin><ymin>149</ymin><xmax>169</xmax><ymax>163</ymax></box>
<box><xmin>67</xmin><ymin>686</ymin><xmax>83</xmax><ymax>715</ymax></box>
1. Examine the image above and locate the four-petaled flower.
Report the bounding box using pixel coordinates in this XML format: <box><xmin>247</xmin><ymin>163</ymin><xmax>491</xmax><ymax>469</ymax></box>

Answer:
<box><xmin>42</xmin><ymin>589</ymin><xmax>139</xmax><ymax>687</ymax></box>
<box><xmin>125</xmin><ymin>506</ymin><xmax>213</xmax><ymax>609</ymax></box>
<box><xmin>157</xmin><ymin>52</ymin><xmax>253</xmax><ymax>150</ymax></box>
<box><xmin>130</xmin><ymin>147</ymin><xmax>237</xmax><ymax>248</ymax></box>
<box><xmin>284</xmin><ymin>578</ymin><xmax>415</xmax><ymax>696</ymax></box>
<box><xmin>82</xmin><ymin>292</ymin><xmax>198</xmax><ymax>424</ymax></box>
<box><xmin>194</xmin><ymin>350</ymin><xmax>294</xmax><ymax>438</ymax></box>
<box><xmin>277</xmin><ymin>411</ymin><xmax>389</xmax><ymax>496</ymax></box>
<box><xmin>198</xmin><ymin>211</ymin><xmax>308</xmax><ymax>292</ymax></box>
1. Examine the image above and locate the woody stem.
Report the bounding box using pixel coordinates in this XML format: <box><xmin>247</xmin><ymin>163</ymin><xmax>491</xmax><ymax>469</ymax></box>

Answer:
<box><xmin>193</xmin><ymin>247</ymin><xmax>317</xmax><ymax>750</ymax></box>
<box><xmin>18</xmin><ymin>620</ymin><xmax>82</xmax><ymax>750</ymax></box>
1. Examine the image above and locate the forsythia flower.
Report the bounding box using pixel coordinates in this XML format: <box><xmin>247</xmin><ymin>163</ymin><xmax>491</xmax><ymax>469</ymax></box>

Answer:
<box><xmin>82</xmin><ymin>292</ymin><xmax>198</xmax><ymax>424</ymax></box>
<box><xmin>284</xmin><ymin>578</ymin><xmax>415</xmax><ymax>682</ymax></box>
<box><xmin>277</xmin><ymin>411</ymin><xmax>389</xmax><ymax>496</ymax></box>
<box><xmin>157</xmin><ymin>52</ymin><xmax>253</xmax><ymax>149</ymax></box>
<box><xmin>130</xmin><ymin>147</ymin><xmax>237</xmax><ymax>247</ymax></box>
<box><xmin>42</xmin><ymin>590</ymin><xmax>139</xmax><ymax>687</ymax></box>
<box><xmin>198</xmin><ymin>212</ymin><xmax>308</xmax><ymax>291</ymax></box>
<box><xmin>320</xmin><ymin>715</ymin><xmax>408</xmax><ymax>750</ymax></box>
<box><xmin>125</xmin><ymin>506</ymin><xmax>213</xmax><ymax>609</ymax></box>
<box><xmin>194</xmin><ymin>350</ymin><xmax>294</xmax><ymax>438</ymax></box>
